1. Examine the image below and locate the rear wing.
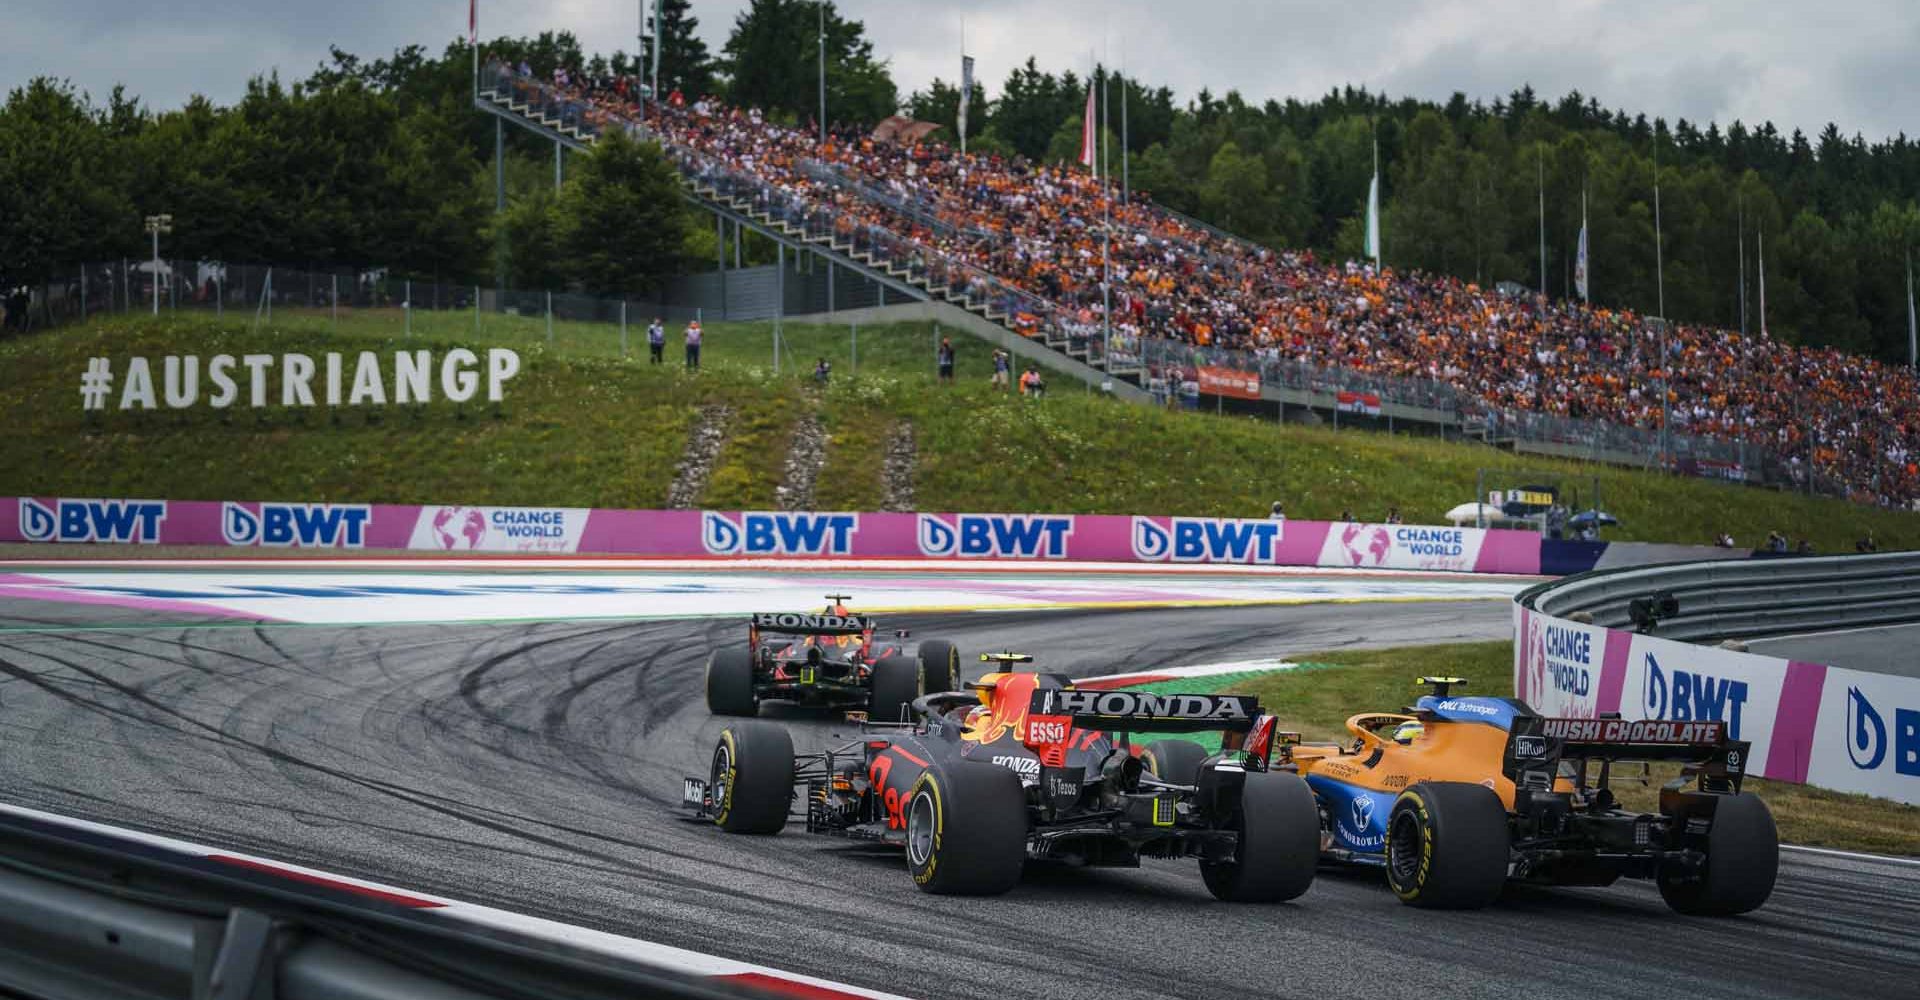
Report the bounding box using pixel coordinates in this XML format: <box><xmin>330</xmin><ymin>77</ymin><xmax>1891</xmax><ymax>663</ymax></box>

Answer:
<box><xmin>748</xmin><ymin>612</ymin><xmax>875</xmax><ymax>636</ymax></box>
<box><xmin>1028</xmin><ymin>688</ymin><xmax>1260</xmax><ymax>734</ymax></box>
<box><xmin>1510</xmin><ymin>716</ymin><xmax>1749</xmax><ymax>792</ymax></box>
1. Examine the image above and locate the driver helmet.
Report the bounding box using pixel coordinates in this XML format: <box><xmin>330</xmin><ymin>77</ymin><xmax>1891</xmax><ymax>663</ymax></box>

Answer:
<box><xmin>1392</xmin><ymin>720</ymin><xmax>1424</xmax><ymax>744</ymax></box>
<box><xmin>961</xmin><ymin>704</ymin><xmax>992</xmax><ymax>731</ymax></box>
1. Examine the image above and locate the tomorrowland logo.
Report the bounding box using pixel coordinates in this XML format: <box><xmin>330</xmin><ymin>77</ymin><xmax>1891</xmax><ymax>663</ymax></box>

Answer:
<box><xmin>1351</xmin><ymin>794</ymin><xmax>1375</xmax><ymax>831</ymax></box>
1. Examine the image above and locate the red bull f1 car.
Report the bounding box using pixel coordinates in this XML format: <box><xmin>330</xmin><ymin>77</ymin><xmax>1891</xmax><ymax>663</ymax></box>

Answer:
<box><xmin>703</xmin><ymin>595</ymin><xmax>959</xmax><ymax>723</ymax></box>
<box><xmin>1286</xmin><ymin>677</ymin><xmax>1776</xmax><ymax>913</ymax></box>
<box><xmin>682</xmin><ymin>655</ymin><xmax>1320</xmax><ymax>899</ymax></box>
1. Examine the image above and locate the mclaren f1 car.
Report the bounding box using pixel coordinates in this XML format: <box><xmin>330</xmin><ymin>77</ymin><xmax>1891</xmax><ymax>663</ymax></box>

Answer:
<box><xmin>702</xmin><ymin>595</ymin><xmax>959</xmax><ymax>722</ymax></box>
<box><xmin>682</xmin><ymin>654</ymin><xmax>1320</xmax><ymax>899</ymax></box>
<box><xmin>1285</xmin><ymin>676</ymin><xmax>1776</xmax><ymax>913</ymax></box>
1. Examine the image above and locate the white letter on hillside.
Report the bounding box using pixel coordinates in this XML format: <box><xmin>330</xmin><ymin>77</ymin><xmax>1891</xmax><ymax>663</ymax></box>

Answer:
<box><xmin>348</xmin><ymin>351</ymin><xmax>387</xmax><ymax>405</ymax></box>
<box><xmin>241</xmin><ymin>354</ymin><xmax>274</xmax><ymax>408</ymax></box>
<box><xmin>163</xmin><ymin>356</ymin><xmax>199</xmax><ymax>408</ymax></box>
<box><xmin>325</xmin><ymin>352</ymin><xmax>343</xmax><ymax>406</ymax></box>
<box><xmin>441</xmin><ymin>348</ymin><xmax>478</xmax><ymax>403</ymax></box>
<box><xmin>487</xmin><ymin>349</ymin><xmax>520</xmax><ymax>403</ymax></box>
<box><xmin>283</xmin><ymin>353</ymin><xmax>316</xmax><ymax>407</ymax></box>
<box><xmin>394</xmin><ymin>350</ymin><xmax>431</xmax><ymax>404</ymax></box>
<box><xmin>118</xmin><ymin>357</ymin><xmax>156</xmax><ymax>410</ymax></box>
<box><xmin>209</xmin><ymin>355</ymin><xmax>237</xmax><ymax>408</ymax></box>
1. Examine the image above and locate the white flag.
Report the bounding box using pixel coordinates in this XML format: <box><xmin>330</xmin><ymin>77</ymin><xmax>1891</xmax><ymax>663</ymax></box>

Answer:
<box><xmin>1364</xmin><ymin>177</ymin><xmax>1380</xmax><ymax>265</ymax></box>
<box><xmin>1574</xmin><ymin>192</ymin><xmax>1589</xmax><ymax>302</ymax></box>
<box><xmin>958</xmin><ymin>55</ymin><xmax>974</xmax><ymax>145</ymax></box>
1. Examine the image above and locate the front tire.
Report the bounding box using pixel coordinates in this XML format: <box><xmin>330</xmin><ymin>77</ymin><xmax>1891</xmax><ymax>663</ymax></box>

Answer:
<box><xmin>916</xmin><ymin>639</ymin><xmax>961</xmax><ymax>694</ymax></box>
<box><xmin>1200</xmin><ymin>770</ymin><xmax>1319</xmax><ymax>902</ymax></box>
<box><xmin>705</xmin><ymin>647</ymin><xmax>759</xmax><ymax>716</ymax></box>
<box><xmin>1384</xmin><ymin>781</ymin><xmax>1510</xmax><ymax>909</ymax></box>
<box><xmin>905</xmin><ymin>762</ymin><xmax>1027</xmax><ymax>895</ymax></box>
<box><xmin>870</xmin><ymin>655</ymin><xmax>924</xmax><ymax>724</ymax></box>
<box><xmin>1141</xmin><ymin>739</ymin><xmax>1210</xmax><ymax>785</ymax></box>
<box><xmin>1658</xmin><ymin>793</ymin><xmax>1778</xmax><ymax>916</ymax></box>
<box><xmin>709</xmin><ymin>722</ymin><xmax>793</xmax><ymax>834</ymax></box>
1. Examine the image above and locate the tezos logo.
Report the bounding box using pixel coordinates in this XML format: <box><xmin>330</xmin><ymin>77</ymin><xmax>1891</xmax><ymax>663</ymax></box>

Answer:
<box><xmin>1642</xmin><ymin>652</ymin><xmax>1749</xmax><ymax>738</ymax></box>
<box><xmin>19</xmin><ymin>498</ymin><xmax>167</xmax><ymax>544</ymax></box>
<box><xmin>702</xmin><ymin>512</ymin><xmax>857</xmax><ymax>556</ymax></box>
<box><xmin>1130</xmin><ymin>517</ymin><xmax>1281</xmax><ymax>564</ymax></box>
<box><xmin>221</xmin><ymin>502</ymin><xmax>370</xmax><ymax>548</ymax></box>
<box><xmin>916</xmin><ymin>514</ymin><xmax>1072</xmax><ymax>559</ymax></box>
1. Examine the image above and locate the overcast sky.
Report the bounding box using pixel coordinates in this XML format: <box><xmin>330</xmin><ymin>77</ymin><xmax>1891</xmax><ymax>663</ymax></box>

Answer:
<box><xmin>7</xmin><ymin>1</ymin><xmax>1916</xmax><ymax>141</ymax></box>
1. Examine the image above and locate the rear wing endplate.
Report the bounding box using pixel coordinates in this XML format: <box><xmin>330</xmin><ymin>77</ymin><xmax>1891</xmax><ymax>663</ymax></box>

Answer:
<box><xmin>1514</xmin><ymin>717</ymin><xmax>1750</xmax><ymax>790</ymax></box>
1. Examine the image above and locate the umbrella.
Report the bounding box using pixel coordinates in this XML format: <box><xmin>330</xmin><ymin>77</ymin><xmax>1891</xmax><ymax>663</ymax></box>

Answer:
<box><xmin>1568</xmin><ymin>509</ymin><xmax>1619</xmax><ymax>529</ymax></box>
<box><xmin>1446</xmin><ymin>502</ymin><xmax>1522</xmax><ymax>527</ymax></box>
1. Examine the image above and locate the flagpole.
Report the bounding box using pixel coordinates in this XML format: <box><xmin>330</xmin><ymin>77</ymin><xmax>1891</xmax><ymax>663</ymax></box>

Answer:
<box><xmin>1738</xmin><ymin>192</ymin><xmax>1748</xmax><ymax>337</ymax></box>
<box><xmin>1907</xmin><ymin>246</ymin><xmax>1915</xmax><ymax>369</ymax></box>
<box><xmin>958</xmin><ymin>17</ymin><xmax>966</xmax><ymax>157</ymax></box>
<box><xmin>1100</xmin><ymin>47</ymin><xmax>1112</xmax><ymax>371</ymax></box>
<box><xmin>817</xmin><ymin>0</ymin><xmax>827</xmax><ymax>145</ymax></box>
<box><xmin>1653</xmin><ymin>130</ymin><xmax>1668</xmax><ymax>471</ymax></box>
<box><xmin>1120</xmin><ymin>40</ymin><xmax>1129</xmax><ymax>205</ymax></box>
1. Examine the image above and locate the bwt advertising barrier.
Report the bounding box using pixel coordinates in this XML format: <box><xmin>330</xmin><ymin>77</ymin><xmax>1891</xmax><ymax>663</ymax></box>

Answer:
<box><xmin>1515</xmin><ymin>602</ymin><xmax>1920</xmax><ymax>806</ymax></box>
<box><xmin>1</xmin><ymin>496</ymin><xmax>1548</xmax><ymax>573</ymax></box>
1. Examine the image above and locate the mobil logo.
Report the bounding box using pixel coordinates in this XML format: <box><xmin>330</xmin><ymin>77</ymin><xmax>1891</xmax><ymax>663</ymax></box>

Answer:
<box><xmin>701</xmin><ymin>511</ymin><xmax>857</xmax><ymax>556</ymax></box>
<box><xmin>1130</xmin><ymin>517</ymin><xmax>1281</xmax><ymax>564</ymax></box>
<box><xmin>18</xmin><ymin>498</ymin><xmax>167</xmax><ymax>544</ymax></box>
<box><xmin>917</xmin><ymin>514</ymin><xmax>1073</xmax><ymax>559</ymax></box>
<box><xmin>1642</xmin><ymin>651</ymin><xmax>1748</xmax><ymax>738</ymax></box>
<box><xmin>1846</xmin><ymin>687</ymin><xmax>1918</xmax><ymax>776</ymax></box>
<box><xmin>221</xmin><ymin>502</ymin><xmax>371</xmax><ymax>548</ymax></box>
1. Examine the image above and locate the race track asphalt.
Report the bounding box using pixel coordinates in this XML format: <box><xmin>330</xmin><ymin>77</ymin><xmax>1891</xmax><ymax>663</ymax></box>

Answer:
<box><xmin>0</xmin><ymin>596</ymin><xmax>1914</xmax><ymax>1000</ymax></box>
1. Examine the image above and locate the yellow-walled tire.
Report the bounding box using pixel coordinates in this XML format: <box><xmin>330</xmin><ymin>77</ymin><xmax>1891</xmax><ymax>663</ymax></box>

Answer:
<box><xmin>1383</xmin><ymin>782</ymin><xmax>1510</xmax><ymax>909</ymax></box>
<box><xmin>916</xmin><ymin>640</ymin><xmax>961</xmax><ymax>694</ymax></box>
<box><xmin>709</xmin><ymin>722</ymin><xmax>793</xmax><ymax>834</ymax></box>
<box><xmin>905</xmin><ymin>763</ymin><xmax>1026</xmax><ymax>895</ymax></box>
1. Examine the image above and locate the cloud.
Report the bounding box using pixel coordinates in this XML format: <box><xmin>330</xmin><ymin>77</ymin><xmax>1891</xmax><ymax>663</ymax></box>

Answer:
<box><xmin>3</xmin><ymin>0</ymin><xmax>1913</xmax><ymax>140</ymax></box>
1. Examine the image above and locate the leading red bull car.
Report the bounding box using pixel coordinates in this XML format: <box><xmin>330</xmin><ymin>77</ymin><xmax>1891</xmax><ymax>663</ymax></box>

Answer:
<box><xmin>682</xmin><ymin>655</ymin><xmax>1320</xmax><ymax>899</ymax></box>
<box><xmin>702</xmin><ymin>595</ymin><xmax>960</xmax><ymax>723</ymax></box>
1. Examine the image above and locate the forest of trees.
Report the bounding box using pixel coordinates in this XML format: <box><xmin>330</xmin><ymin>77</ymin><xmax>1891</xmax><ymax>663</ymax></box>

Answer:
<box><xmin>5</xmin><ymin>0</ymin><xmax>1920</xmax><ymax>361</ymax></box>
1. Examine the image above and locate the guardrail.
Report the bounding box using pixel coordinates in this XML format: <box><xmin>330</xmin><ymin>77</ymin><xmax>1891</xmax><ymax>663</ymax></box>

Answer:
<box><xmin>1514</xmin><ymin>553</ymin><xmax>1920</xmax><ymax>806</ymax></box>
<box><xmin>1524</xmin><ymin>551</ymin><xmax>1920</xmax><ymax>642</ymax></box>
<box><xmin>0</xmin><ymin>805</ymin><xmax>749</xmax><ymax>1000</ymax></box>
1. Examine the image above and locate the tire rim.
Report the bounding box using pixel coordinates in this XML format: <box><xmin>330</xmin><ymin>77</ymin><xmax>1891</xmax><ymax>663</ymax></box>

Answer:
<box><xmin>709</xmin><ymin>741</ymin><xmax>734</xmax><ymax>814</ymax></box>
<box><xmin>1387</xmin><ymin>809</ymin><xmax>1422</xmax><ymax>884</ymax></box>
<box><xmin>906</xmin><ymin>788</ymin><xmax>936</xmax><ymax>867</ymax></box>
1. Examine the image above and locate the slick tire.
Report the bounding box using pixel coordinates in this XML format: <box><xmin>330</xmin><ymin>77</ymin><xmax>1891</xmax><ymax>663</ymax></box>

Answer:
<box><xmin>1200</xmin><ymin>770</ymin><xmax>1319</xmax><ymax>902</ymax></box>
<box><xmin>1141</xmin><ymin>739</ymin><xmax>1210</xmax><ymax>785</ymax></box>
<box><xmin>870</xmin><ymin>655</ymin><xmax>924</xmax><ymax>724</ymax></box>
<box><xmin>1385</xmin><ymin>781</ymin><xmax>1510</xmax><ymax>909</ymax></box>
<box><xmin>916</xmin><ymin>640</ymin><xmax>961</xmax><ymax>695</ymax></box>
<box><xmin>709</xmin><ymin>722</ymin><xmax>793</xmax><ymax>834</ymax></box>
<box><xmin>905</xmin><ymin>762</ymin><xmax>1027</xmax><ymax>896</ymax></box>
<box><xmin>1658</xmin><ymin>793</ymin><xmax>1778</xmax><ymax>916</ymax></box>
<box><xmin>705</xmin><ymin>647</ymin><xmax>759</xmax><ymax>717</ymax></box>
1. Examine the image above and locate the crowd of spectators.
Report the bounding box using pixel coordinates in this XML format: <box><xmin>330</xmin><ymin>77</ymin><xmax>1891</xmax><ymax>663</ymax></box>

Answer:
<box><xmin>495</xmin><ymin>61</ymin><xmax>1920</xmax><ymax>509</ymax></box>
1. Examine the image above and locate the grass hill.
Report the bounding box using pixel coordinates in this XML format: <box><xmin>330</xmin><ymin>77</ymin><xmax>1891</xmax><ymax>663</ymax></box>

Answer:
<box><xmin>1</xmin><ymin>310</ymin><xmax>1914</xmax><ymax>552</ymax></box>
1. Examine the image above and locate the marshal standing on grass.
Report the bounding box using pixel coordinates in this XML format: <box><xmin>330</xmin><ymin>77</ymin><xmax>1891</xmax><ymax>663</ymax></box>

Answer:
<box><xmin>684</xmin><ymin>319</ymin><xmax>702</xmax><ymax>369</ymax></box>
<box><xmin>937</xmin><ymin>337</ymin><xmax>955</xmax><ymax>383</ymax></box>
<box><xmin>648</xmin><ymin>318</ymin><xmax>665</xmax><ymax>363</ymax></box>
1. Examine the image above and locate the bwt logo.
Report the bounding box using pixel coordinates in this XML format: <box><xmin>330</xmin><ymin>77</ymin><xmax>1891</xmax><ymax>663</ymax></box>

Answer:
<box><xmin>1642</xmin><ymin>652</ymin><xmax>1748</xmax><ymax>738</ymax></box>
<box><xmin>917</xmin><ymin>514</ymin><xmax>1073</xmax><ymax>559</ymax></box>
<box><xmin>702</xmin><ymin>512</ymin><xmax>857</xmax><ymax>556</ymax></box>
<box><xmin>1130</xmin><ymin>517</ymin><xmax>1281</xmax><ymax>563</ymax></box>
<box><xmin>1847</xmin><ymin>687</ymin><xmax>1919</xmax><ymax>775</ymax></box>
<box><xmin>221</xmin><ymin>503</ymin><xmax>371</xmax><ymax>548</ymax></box>
<box><xmin>19</xmin><ymin>498</ymin><xmax>167</xmax><ymax>544</ymax></box>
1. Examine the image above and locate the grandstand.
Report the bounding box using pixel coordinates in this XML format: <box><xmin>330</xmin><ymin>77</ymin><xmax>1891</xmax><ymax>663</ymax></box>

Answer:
<box><xmin>480</xmin><ymin>61</ymin><xmax>1916</xmax><ymax>510</ymax></box>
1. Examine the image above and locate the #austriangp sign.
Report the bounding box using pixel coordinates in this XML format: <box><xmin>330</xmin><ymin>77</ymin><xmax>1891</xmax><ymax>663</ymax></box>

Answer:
<box><xmin>76</xmin><ymin>349</ymin><xmax>522</xmax><ymax>412</ymax></box>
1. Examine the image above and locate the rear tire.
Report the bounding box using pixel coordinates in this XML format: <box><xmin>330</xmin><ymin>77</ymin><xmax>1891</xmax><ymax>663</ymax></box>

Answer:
<box><xmin>705</xmin><ymin>647</ymin><xmax>758</xmax><ymax>717</ymax></box>
<box><xmin>916</xmin><ymin>640</ymin><xmax>961</xmax><ymax>694</ymax></box>
<box><xmin>1384</xmin><ymin>781</ymin><xmax>1510</xmax><ymax>909</ymax></box>
<box><xmin>1200</xmin><ymin>770</ymin><xmax>1320</xmax><ymax>902</ymax></box>
<box><xmin>870</xmin><ymin>656</ymin><xmax>924</xmax><ymax>724</ymax></box>
<box><xmin>906</xmin><ymin>763</ymin><xmax>1028</xmax><ymax>895</ymax></box>
<box><xmin>1141</xmin><ymin>739</ymin><xmax>1209</xmax><ymax>785</ymax></box>
<box><xmin>709</xmin><ymin>722</ymin><xmax>793</xmax><ymax>834</ymax></box>
<box><xmin>1658</xmin><ymin>793</ymin><xmax>1778</xmax><ymax>916</ymax></box>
